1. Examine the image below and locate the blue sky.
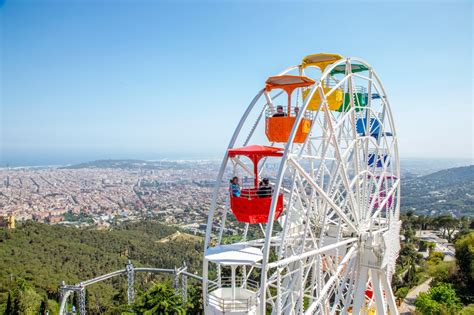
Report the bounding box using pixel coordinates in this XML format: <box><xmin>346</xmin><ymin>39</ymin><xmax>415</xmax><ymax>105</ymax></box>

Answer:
<box><xmin>0</xmin><ymin>0</ymin><xmax>472</xmax><ymax>165</ymax></box>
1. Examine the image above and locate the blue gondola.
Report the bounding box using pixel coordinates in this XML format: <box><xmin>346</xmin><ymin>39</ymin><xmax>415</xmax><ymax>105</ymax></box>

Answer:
<box><xmin>371</xmin><ymin>93</ymin><xmax>381</xmax><ymax>99</ymax></box>
<box><xmin>368</xmin><ymin>154</ymin><xmax>390</xmax><ymax>167</ymax></box>
<box><xmin>356</xmin><ymin>117</ymin><xmax>393</xmax><ymax>139</ymax></box>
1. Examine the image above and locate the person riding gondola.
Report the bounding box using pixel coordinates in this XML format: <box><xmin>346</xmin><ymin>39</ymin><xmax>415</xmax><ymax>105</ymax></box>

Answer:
<box><xmin>257</xmin><ymin>178</ymin><xmax>273</xmax><ymax>198</ymax></box>
<box><xmin>272</xmin><ymin>105</ymin><xmax>287</xmax><ymax>117</ymax></box>
<box><xmin>229</xmin><ymin>176</ymin><xmax>241</xmax><ymax>197</ymax></box>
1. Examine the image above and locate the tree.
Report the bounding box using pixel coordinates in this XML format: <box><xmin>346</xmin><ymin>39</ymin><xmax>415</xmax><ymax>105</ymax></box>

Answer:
<box><xmin>399</xmin><ymin>244</ymin><xmax>421</xmax><ymax>267</ymax></box>
<box><xmin>460</xmin><ymin>304</ymin><xmax>474</xmax><ymax>315</ymax></box>
<box><xmin>5</xmin><ymin>291</ymin><xmax>14</xmax><ymax>315</ymax></box>
<box><xmin>434</xmin><ymin>215</ymin><xmax>458</xmax><ymax>242</ymax></box>
<box><xmin>428</xmin><ymin>251</ymin><xmax>445</xmax><ymax>265</ymax></box>
<box><xmin>404</xmin><ymin>227</ymin><xmax>417</xmax><ymax>244</ymax></box>
<box><xmin>415</xmin><ymin>283</ymin><xmax>461</xmax><ymax>315</ymax></box>
<box><xmin>418</xmin><ymin>215</ymin><xmax>434</xmax><ymax>230</ymax></box>
<box><xmin>427</xmin><ymin>241</ymin><xmax>436</xmax><ymax>254</ymax></box>
<box><xmin>18</xmin><ymin>287</ymin><xmax>42</xmax><ymax>313</ymax></box>
<box><xmin>186</xmin><ymin>282</ymin><xmax>204</xmax><ymax>314</ymax></box>
<box><xmin>405</xmin><ymin>261</ymin><xmax>418</xmax><ymax>285</ymax></box>
<box><xmin>39</xmin><ymin>296</ymin><xmax>49</xmax><ymax>315</ymax></box>
<box><xmin>428</xmin><ymin>261</ymin><xmax>456</xmax><ymax>285</ymax></box>
<box><xmin>455</xmin><ymin>232</ymin><xmax>474</xmax><ymax>283</ymax></box>
<box><xmin>415</xmin><ymin>293</ymin><xmax>441</xmax><ymax>314</ymax></box>
<box><xmin>457</xmin><ymin>217</ymin><xmax>471</xmax><ymax>237</ymax></box>
<box><xmin>395</xmin><ymin>287</ymin><xmax>409</xmax><ymax>301</ymax></box>
<box><xmin>134</xmin><ymin>282</ymin><xmax>185</xmax><ymax>314</ymax></box>
<box><xmin>454</xmin><ymin>232</ymin><xmax>474</xmax><ymax>303</ymax></box>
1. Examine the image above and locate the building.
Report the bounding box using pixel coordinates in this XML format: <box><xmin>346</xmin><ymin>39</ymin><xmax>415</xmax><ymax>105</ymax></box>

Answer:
<box><xmin>0</xmin><ymin>214</ymin><xmax>15</xmax><ymax>229</ymax></box>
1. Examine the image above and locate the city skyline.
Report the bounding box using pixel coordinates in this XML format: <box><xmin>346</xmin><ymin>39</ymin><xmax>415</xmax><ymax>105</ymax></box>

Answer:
<box><xmin>1</xmin><ymin>0</ymin><xmax>472</xmax><ymax>166</ymax></box>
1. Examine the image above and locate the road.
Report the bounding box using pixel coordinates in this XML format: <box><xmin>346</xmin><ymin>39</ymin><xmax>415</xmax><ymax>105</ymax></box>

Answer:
<box><xmin>399</xmin><ymin>277</ymin><xmax>432</xmax><ymax>315</ymax></box>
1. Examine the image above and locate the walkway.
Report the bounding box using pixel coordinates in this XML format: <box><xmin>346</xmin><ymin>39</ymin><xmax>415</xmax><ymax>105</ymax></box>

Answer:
<box><xmin>399</xmin><ymin>277</ymin><xmax>432</xmax><ymax>315</ymax></box>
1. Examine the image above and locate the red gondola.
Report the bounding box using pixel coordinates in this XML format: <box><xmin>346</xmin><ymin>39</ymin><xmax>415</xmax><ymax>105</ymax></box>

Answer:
<box><xmin>228</xmin><ymin>145</ymin><xmax>285</xmax><ymax>224</ymax></box>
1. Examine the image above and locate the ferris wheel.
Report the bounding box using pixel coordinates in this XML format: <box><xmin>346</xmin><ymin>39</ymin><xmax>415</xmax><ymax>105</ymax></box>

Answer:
<box><xmin>203</xmin><ymin>53</ymin><xmax>401</xmax><ymax>315</ymax></box>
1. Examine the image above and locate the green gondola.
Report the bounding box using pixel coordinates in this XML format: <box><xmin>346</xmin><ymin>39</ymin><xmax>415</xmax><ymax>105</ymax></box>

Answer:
<box><xmin>330</xmin><ymin>64</ymin><xmax>369</xmax><ymax>75</ymax></box>
<box><xmin>336</xmin><ymin>92</ymin><xmax>368</xmax><ymax>112</ymax></box>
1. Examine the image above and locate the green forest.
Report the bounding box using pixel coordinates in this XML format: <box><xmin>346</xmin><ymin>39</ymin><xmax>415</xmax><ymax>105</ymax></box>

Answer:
<box><xmin>0</xmin><ymin>221</ymin><xmax>203</xmax><ymax>314</ymax></box>
<box><xmin>1</xmin><ymin>213</ymin><xmax>474</xmax><ymax>314</ymax></box>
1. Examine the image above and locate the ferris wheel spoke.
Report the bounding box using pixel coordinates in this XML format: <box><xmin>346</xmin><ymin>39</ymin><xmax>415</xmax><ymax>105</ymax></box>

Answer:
<box><xmin>289</xmin><ymin>157</ymin><xmax>358</xmax><ymax>233</ymax></box>
<box><xmin>371</xmin><ymin>269</ymin><xmax>387</xmax><ymax>314</ymax></box>
<box><xmin>278</xmin><ymin>171</ymin><xmax>299</xmax><ymax>257</ymax></box>
<box><xmin>370</xmin><ymin>178</ymin><xmax>400</xmax><ymax>221</ymax></box>
<box><xmin>326</xmin><ymin>188</ymin><xmax>355</xmax><ymax>232</ymax></box>
<box><xmin>330</xmin><ymin>256</ymin><xmax>357</xmax><ymax>315</ymax></box>
<box><xmin>304</xmin><ymin>245</ymin><xmax>357</xmax><ymax>315</ymax></box>
<box><xmin>295</xmin><ymin>156</ymin><xmax>353</xmax><ymax>222</ymax></box>
<box><xmin>321</xmin><ymin>113</ymin><xmax>361</xmax><ymax>224</ymax></box>
<box><xmin>294</xmin><ymin>172</ymin><xmax>312</xmax><ymax>206</ymax></box>
<box><xmin>381</xmin><ymin>269</ymin><xmax>398</xmax><ymax>315</ymax></box>
<box><xmin>347</xmin><ymin>74</ymin><xmax>364</xmax><ymax>225</ymax></box>
<box><xmin>341</xmin><ymin>260</ymin><xmax>358</xmax><ymax>314</ymax></box>
<box><xmin>366</xmin><ymin>174</ymin><xmax>386</xmax><ymax>219</ymax></box>
<box><xmin>268</xmin><ymin>237</ymin><xmax>357</xmax><ymax>270</ymax></box>
<box><xmin>351</xmin><ymin>264</ymin><xmax>369</xmax><ymax>315</ymax></box>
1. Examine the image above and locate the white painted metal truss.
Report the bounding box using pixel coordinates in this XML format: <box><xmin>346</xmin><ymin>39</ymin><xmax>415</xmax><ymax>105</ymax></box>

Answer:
<box><xmin>203</xmin><ymin>57</ymin><xmax>401</xmax><ymax>315</ymax></box>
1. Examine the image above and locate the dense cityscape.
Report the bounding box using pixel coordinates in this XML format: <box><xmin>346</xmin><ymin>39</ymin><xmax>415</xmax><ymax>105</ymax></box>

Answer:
<box><xmin>0</xmin><ymin>160</ymin><xmax>225</xmax><ymax>234</ymax></box>
<box><xmin>1</xmin><ymin>159</ymin><xmax>472</xmax><ymax>233</ymax></box>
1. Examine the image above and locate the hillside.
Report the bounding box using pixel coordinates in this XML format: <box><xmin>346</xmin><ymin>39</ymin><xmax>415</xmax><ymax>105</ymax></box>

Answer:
<box><xmin>0</xmin><ymin>221</ymin><xmax>203</xmax><ymax>313</ymax></box>
<box><xmin>402</xmin><ymin>165</ymin><xmax>474</xmax><ymax>216</ymax></box>
<box><xmin>61</xmin><ymin>159</ymin><xmax>212</xmax><ymax>170</ymax></box>
<box><xmin>62</xmin><ymin>159</ymin><xmax>148</xmax><ymax>169</ymax></box>
<box><xmin>422</xmin><ymin>165</ymin><xmax>474</xmax><ymax>184</ymax></box>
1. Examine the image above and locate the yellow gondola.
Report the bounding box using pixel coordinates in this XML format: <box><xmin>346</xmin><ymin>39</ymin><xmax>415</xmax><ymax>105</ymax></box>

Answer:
<box><xmin>301</xmin><ymin>53</ymin><xmax>344</xmax><ymax>111</ymax></box>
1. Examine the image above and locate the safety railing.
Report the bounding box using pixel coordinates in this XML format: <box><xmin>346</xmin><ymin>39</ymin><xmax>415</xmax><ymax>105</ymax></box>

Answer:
<box><xmin>207</xmin><ymin>277</ymin><xmax>259</xmax><ymax>312</ymax></box>
<box><xmin>233</xmin><ymin>187</ymin><xmax>274</xmax><ymax>199</ymax></box>
<box><xmin>208</xmin><ymin>276</ymin><xmax>259</xmax><ymax>292</ymax></box>
<box><xmin>207</xmin><ymin>294</ymin><xmax>257</xmax><ymax>312</ymax></box>
<box><xmin>229</xmin><ymin>178</ymin><xmax>276</xmax><ymax>199</ymax></box>
<box><xmin>265</xmin><ymin>106</ymin><xmax>313</xmax><ymax>119</ymax></box>
<box><xmin>322</xmin><ymin>80</ymin><xmax>367</xmax><ymax>94</ymax></box>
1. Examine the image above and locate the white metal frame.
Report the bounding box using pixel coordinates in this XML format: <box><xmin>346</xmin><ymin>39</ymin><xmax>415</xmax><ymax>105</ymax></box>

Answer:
<box><xmin>203</xmin><ymin>57</ymin><xmax>401</xmax><ymax>315</ymax></box>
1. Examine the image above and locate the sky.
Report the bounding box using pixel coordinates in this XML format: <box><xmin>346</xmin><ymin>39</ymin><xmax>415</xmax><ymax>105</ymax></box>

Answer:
<box><xmin>0</xmin><ymin>0</ymin><xmax>472</xmax><ymax>166</ymax></box>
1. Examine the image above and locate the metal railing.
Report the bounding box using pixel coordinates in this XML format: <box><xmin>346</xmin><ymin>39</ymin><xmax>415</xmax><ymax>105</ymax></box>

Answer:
<box><xmin>230</xmin><ymin>178</ymin><xmax>277</xmax><ymax>199</ymax></box>
<box><xmin>265</xmin><ymin>106</ymin><xmax>313</xmax><ymax>119</ymax></box>
<box><xmin>59</xmin><ymin>262</ymin><xmax>201</xmax><ymax>315</ymax></box>
<box><xmin>207</xmin><ymin>277</ymin><xmax>259</xmax><ymax>312</ymax></box>
<box><xmin>208</xmin><ymin>276</ymin><xmax>259</xmax><ymax>292</ymax></box>
<box><xmin>324</xmin><ymin>81</ymin><xmax>367</xmax><ymax>94</ymax></box>
<box><xmin>207</xmin><ymin>294</ymin><xmax>257</xmax><ymax>312</ymax></box>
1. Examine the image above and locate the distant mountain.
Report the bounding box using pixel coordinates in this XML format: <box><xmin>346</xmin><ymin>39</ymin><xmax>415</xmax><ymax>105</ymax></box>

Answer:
<box><xmin>400</xmin><ymin>158</ymin><xmax>473</xmax><ymax>176</ymax></box>
<box><xmin>421</xmin><ymin>165</ymin><xmax>474</xmax><ymax>184</ymax></box>
<box><xmin>402</xmin><ymin>165</ymin><xmax>474</xmax><ymax>217</ymax></box>
<box><xmin>61</xmin><ymin>159</ymin><xmax>214</xmax><ymax>170</ymax></box>
<box><xmin>62</xmin><ymin>159</ymin><xmax>148</xmax><ymax>169</ymax></box>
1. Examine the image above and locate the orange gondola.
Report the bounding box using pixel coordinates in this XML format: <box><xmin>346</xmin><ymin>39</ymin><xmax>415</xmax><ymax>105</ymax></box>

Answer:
<box><xmin>265</xmin><ymin>75</ymin><xmax>315</xmax><ymax>143</ymax></box>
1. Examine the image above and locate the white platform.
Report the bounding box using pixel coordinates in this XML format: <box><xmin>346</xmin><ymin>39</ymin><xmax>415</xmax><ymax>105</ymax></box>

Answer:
<box><xmin>205</xmin><ymin>244</ymin><xmax>263</xmax><ymax>266</ymax></box>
